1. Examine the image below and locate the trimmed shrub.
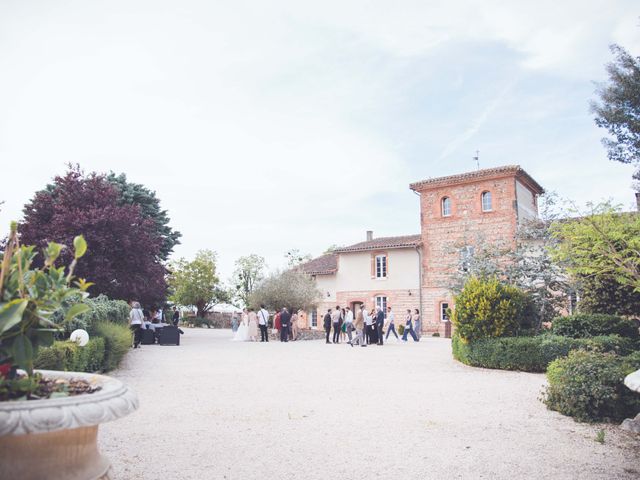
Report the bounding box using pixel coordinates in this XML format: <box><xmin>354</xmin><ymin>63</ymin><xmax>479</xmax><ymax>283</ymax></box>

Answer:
<box><xmin>452</xmin><ymin>276</ymin><xmax>530</xmax><ymax>342</ymax></box>
<box><xmin>95</xmin><ymin>321</ymin><xmax>132</xmax><ymax>371</ymax></box>
<box><xmin>398</xmin><ymin>324</ymin><xmax>405</xmax><ymax>336</ymax></box>
<box><xmin>544</xmin><ymin>350</ymin><xmax>640</xmax><ymax>422</ymax></box>
<box><xmin>52</xmin><ymin>294</ymin><xmax>131</xmax><ymax>334</ymax></box>
<box><xmin>35</xmin><ymin>338</ymin><xmax>105</xmax><ymax>373</ymax></box>
<box><xmin>452</xmin><ymin>333</ymin><xmax>637</xmax><ymax>373</ymax></box>
<box><xmin>552</xmin><ymin>313</ymin><xmax>639</xmax><ymax>339</ymax></box>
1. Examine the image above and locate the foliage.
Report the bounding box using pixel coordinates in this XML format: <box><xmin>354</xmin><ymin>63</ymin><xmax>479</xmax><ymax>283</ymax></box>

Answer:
<box><xmin>249</xmin><ymin>269</ymin><xmax>322</xmax><ymax>312</ymax></box>
<box><xmin>230</xmin><ymin>254</ymin><xmax>266</xmax><ymax>307</ymax></box>
<box><xmin>591</xmin><ymin>45</ymin><xmax>640</xmax><ymax>188</ymax></box>
<box><xmin>543</xmin><ymin>350</ymin><xmax>640</xmax><ymax>422</ymax></box>
<box><xmin>35</xmin><ymin>322</ymin><xmax>130</xmax><ymax>373</ymax></box>
<box><xmin>449</xmin><ymin>193</ymin><xmax>571</xmax><ymax>327</ymax></box>
<box><xmin>550</xmin><ymin>202</ymin><xmax>640</xmax><ymax>294</ymax></box>
<box><xmin>284</xmin><ymin>249</ymin><xmax>312</xmax><ymax>268</ymax></box>
<box><xmin>186</xmin><ymin>317</ymin><xmax>212</xmax><ymax>328</ymax></box>
<box><xmin>0</xmin><ymin>223</ymin><xmax>90</xmax><ymax>377</ymax></box>
<box><xmin>452</xmin><ymin>333</ymin><xmax>637</xmax><ymax>373</ymax></box>
<box><xmin>94</xmin><ymin>321</ymin><xmax>131</xmax><ymax>371</ymax></box>
<box><xmin>168</xmin><ymin>250</ymin><xmax>228</xmax><ymax>317</ymax></box>
<box><xmin>398</xmin><ymin>324</ymin><xmax>405</xmax><ymax>336</ymax></box>
<box><xmin>576</xmin><ymin>274</ymin><xmax>640</xmax><ymax>317</ymax></box>
<box><xmin>551</xmin><ymin>313</ymin><xmax>639</xmax><ymax>339</ymax></box>
<box><xmin>451</xmin><ymin>276</ymin><xmax>530</xmax><ymax>342</ymax></box>
<box><xmin>106</xmin><ymin>172</ymin><xmax>181</xmax><ymax>260</ymax></box>
<box><xmin>51</xmin><ymin>294</ymin><xmax>131</xmax><ymax>334</ymax></box>
<box><xmin>19</xmin><ymin>167</ymin><xmax>167</xmax><ymax>305</ymax></box>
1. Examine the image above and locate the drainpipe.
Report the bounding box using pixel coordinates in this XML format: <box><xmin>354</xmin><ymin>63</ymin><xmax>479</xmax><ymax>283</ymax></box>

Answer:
<box><xmin>415</xmin><ymin>244</ymin><xmax>423</xmax><ymax>324</ymax></box>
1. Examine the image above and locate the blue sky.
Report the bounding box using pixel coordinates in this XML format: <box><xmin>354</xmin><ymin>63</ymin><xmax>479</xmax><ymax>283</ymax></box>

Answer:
<box><xmin>0</xmin><ymin>0</ymin><xmax>638</xmax><ymax>280</ymax></box>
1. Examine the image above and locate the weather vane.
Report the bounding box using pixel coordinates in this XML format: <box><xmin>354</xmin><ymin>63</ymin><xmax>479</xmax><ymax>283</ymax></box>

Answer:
<box><xmin>473</xmin><ymin>150</ymin><xmax>480</xmax><ymax>170</ymax></box>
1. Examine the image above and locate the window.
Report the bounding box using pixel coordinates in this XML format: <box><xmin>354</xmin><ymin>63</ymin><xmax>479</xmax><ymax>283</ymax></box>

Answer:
<box><xmin>460</xmin><ymin>246</ymin><xmax>475</xmax><ymax>272</ymax></box>
<box><xmin>375</xmin><ymin>296</ymin><xmax>387</xmax><ymax>313</ymax></box>
<box><xmin>441</xmin><ymin>302</ymin><xmax>450</xmax><ymax>322</ymax></box>
<box><xmin>375</xmin><ymin>254</ymin><xmax>387</xmax><ymax>278</ymax></box>
<box><xmin>481</xmin><ymin>191</ymin><xmax>492</xmax><ymax>212</ymax></box>
<box><xmin>441</xmin><ymin>197</ymin><xmax>452</xmax><ymax>217</ymax></box>
<box><xmin>311</xmin><ymin>308</ymin><xmax>318</xmax><ymax>328</ymax></box>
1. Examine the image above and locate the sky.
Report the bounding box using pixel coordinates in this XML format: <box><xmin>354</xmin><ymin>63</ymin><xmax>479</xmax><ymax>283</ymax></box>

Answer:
<box><xmin>0</xmin><ymin>1</ymin><xmax>639</xmax><ymax>282</ymax></box>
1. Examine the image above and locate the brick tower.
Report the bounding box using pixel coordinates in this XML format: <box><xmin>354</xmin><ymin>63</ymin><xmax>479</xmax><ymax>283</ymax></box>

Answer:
<box><xmin>409</xmin><ymin>165</ymin><xmax>544</xmax><ymax>336</ymax></box>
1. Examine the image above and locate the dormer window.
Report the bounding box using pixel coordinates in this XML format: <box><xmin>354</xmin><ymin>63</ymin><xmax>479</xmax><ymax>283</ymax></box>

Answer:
<box><xmin>441</xmin><ymin>197</ymin><xmax>452</xmax><ymax>217</ymax></box>
<box><xmin>481</xmin><ymin>191</ymin><xmax>492</xmax><ymax>212</ymax></box>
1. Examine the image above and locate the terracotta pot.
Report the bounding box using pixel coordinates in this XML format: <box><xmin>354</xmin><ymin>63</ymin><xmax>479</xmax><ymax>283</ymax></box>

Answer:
<box><xmin>0</xmin><ymin>370</ymin><xmax>138</xmax><ymax>480</ymax></box>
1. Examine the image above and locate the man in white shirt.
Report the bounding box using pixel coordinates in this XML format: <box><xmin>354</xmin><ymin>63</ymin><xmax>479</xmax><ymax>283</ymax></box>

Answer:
<box><xmin>258</xmin><ymin>304</ymin><xmax>270</xmax><ymax>342</ymax></box>
<box><xmin>363</xmin><ymin>307</ymin><xmax>373</xmax><ymax>344</ymax></box>
<box><xmin>331</xmin><ymin>306</ymin><xmax>342</xmax><ymax>344</ymax></box>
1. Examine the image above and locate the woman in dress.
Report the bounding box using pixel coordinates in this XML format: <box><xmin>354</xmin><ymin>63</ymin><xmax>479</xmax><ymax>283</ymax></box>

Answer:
<box><xmin>232</xmin><ymin>308</ymin><xmax>249</xmax><ymax>341</ymax></box>
<box><xmin>290</xmin><ymin>311</ymin><xmax>299</xmax><ymax>341</ymax></box>
<box><xmin>413</xmin><ymin>308</ymin><xmax>421</xmax><ymax>340</ymax></box>
<box><xmin>247</xmin><ymin>308</ymin><xmax>259</xmax><ymax>342</ymax></box>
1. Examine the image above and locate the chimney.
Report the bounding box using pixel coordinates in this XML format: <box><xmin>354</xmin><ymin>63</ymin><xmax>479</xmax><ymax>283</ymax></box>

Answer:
<box><xmin>366</xmin><ymin>230</ymin><xmax>373</xmax><ymax>241</ymax></box>
<box><xmin>636</xmin><ymin>192</ymin><xmax>640</xmax><ymax>212</ymax></box>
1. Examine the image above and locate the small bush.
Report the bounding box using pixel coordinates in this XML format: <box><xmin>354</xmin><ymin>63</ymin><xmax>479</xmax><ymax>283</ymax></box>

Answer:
<box><xmin>94</xmin><ymin>321</ymin><xmax>131</xmax><ymax>371</ymax></box>
<box><xmin>398</xmin><ymin>324</ymin><xmax>405</xmax><ymax>336</ymax></box>
<box><xmin>189</xmin><ymin>317</ymin><xmax>212</xmax><ymax>328</ymax></box>
<box><xmin>432</xmin><ymin>332</ymin><xmax>440</xmax><ymax>337</ymax></box>
<box><xmin>35</xmin><ymin>338</ymin><xmax>105</xmax><ymax>373</ymax></box>
<box><xmin>452</xmin><ymin>333</ymin><xmax>637</xmax><ymax>373</ymax></box>
<box><xmin>552</xmin><ymin>313</ymin><xmax>639</xmax><ymax>339</ymax></box>
<box><xmin>543</xmin><ymin>350</ymin><xmax>640</xmax><ymax>422</ymax></box>
<box><xmin>452</xmin><ymin>276</ymin><xmax>530</xmax><ymax>342</ymax></box>
<box><xmin>52</xmin><ymin>294</ymin><xmax>131</xmax><ymax>334</ymax></box>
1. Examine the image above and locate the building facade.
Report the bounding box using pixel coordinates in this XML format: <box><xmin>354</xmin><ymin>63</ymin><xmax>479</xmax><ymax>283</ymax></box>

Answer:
<box><xmin>300</xmin><ymin>165</ymin><xmax>544</xmax><ymax>336</ymax></box>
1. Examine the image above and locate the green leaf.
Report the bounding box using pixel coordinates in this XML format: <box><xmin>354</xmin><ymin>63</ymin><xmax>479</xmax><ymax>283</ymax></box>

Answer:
<box><xmin>73</xmin><ymin>235</ymin><xmax>87</xmax><ymax>259</ymax></box>
<box><xmin>65</xmin><ymin>303</ymin><xmax>90</xmax><ymax>322</ymax></box>
<box><xmin>44</xmin><ymin>242</ymin><xmax>63</xmax><ymax>266</ymax></box>
<box><xmin>0</xmin><ymin>299</ymin><xmax>28</xmax><ymax>335</ymax></box>
<box><xmin>13</xmin><ymin>334</ymin><xmax>33</xmax><ymax>375</ymax></box>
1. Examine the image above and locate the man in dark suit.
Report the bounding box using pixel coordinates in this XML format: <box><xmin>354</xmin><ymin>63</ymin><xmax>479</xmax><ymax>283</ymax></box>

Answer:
<box><xmin>375</xmin><ymin>306</ymin><xmax>385</xmax><ymax>345</ymax></box>
<box><xmin>279</xmin><ymin>307</ymin><xmax>291</xmax><ymax>342</ymax></box>
<box><xmin>323</xmin><ymin>309</ymin><xmax>332</xmax><ymax>344</ymax></box>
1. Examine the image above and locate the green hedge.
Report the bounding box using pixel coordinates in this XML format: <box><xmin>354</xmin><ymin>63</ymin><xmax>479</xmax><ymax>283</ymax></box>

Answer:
<box><xmin>544</xmin><ymin>350</ymin><xmax>640</xmax><ymax>422</ymax></box>
<box><xmin>35</xmin><ymin>323</ymin><xmax>131</xmax><ymax>373</ymax></box>
<box><xmin>452</xmin><ymin>333</ymin><xmax>638</xmax><ymax>373</ymax></box>
<box><xmin>52</xmin><ymin>294</ymin><xmax>131</xmax><ymax>334</ymax></box>
<box><xmin>552</xmin><ymin>313</ymin><xmax>639</xmax><ymax>339</ymax></box>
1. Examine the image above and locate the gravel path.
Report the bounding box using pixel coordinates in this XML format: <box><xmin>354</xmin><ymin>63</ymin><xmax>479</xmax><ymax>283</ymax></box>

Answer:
<box><xmin>100</xmin><ymin>329</ymin><xmax>640</xmax><ymax>479</ymax></box>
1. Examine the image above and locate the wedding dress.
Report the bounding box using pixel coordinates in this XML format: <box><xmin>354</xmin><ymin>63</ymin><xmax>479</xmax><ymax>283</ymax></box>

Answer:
<box><xmin>232</xmin><ymin>317</ymin><xmax>249</xmax><ymax>341</ymax></box>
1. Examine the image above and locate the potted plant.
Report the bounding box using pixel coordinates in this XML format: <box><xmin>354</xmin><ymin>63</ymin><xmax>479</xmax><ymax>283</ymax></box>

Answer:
<box><xmin>0</xmin><ymin>223</ymin><xmax>138</xmax><ymax>480</ymax></box>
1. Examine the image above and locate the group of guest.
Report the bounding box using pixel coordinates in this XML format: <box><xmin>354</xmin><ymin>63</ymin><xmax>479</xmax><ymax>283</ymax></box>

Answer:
<box><xmin>232</xmin><ymin>306</ymin><xmax>302</xmax><ymax>342</ymax></box>
<box><xmin>129</xmin><ymin>302</ymin><xmax>181</xmax><ymax>348</ymax></box>
<box><xmin>323</xmin><ymin>305</ymin><xmax>421</xmax><ymax>347</ymax></box>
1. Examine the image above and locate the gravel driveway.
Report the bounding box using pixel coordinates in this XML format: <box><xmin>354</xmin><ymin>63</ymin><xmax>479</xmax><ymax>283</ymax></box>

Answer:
<box><xmin>99</xmin><ymin>328</ymin><xmax>640</xmax><ymax>479</ymax></box>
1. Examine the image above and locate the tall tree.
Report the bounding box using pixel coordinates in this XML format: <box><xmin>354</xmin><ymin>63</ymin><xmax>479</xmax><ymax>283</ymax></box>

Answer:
<box><xmin>591</xmin><ymin>44</ymin><xmax>640</xmax><ymax>189</ymax></box>
<box><xmin>550</xmin><ymin>202</ymin><xmax>640</xmax><ymax>293</ymax></box>
<box><xmin>19</xmin><ymin>168</ymin><xmax>167</xmax><ymax>305</ymax></box>
<box><xmin>230</xmin><ymin>254</ymin><xmax>266</xmax><ymax>307</ymax></box>
<box><xmin>168</xmin><ymin>250</ymin><xmax>227</xmax><ymax>317</ymax></box>
<box><xmin>106</xmin><ymin>172</ymin><xmax>181</xmax><ymax>260</ymax></box>
<box><xmin>249</xmin><ymin>269</ymin><xmax>322</xmax><ymax>312</ymax></box>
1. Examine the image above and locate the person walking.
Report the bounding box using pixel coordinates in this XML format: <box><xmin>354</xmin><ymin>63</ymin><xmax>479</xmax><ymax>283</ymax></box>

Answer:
<box><xmin>258</xmin><ymin>305</ymin><xmax>269</xmax><ymax>342</ymax></box>
<box><xmin>248</xmin><ymin>308</ymin><xmax>259</xmax><ymax>342</ymax></box>
<box><xmin>280</xmin><ymin>307</ymin><xmax>291</xmax><ymax>342</ymax></box>
<box><xmin>375</xmin><ymin>306</ymin><xmax>385</xmax><ymax>345</ymax></box>
<box><xmin>323</xmin><ymin>309</ymin><xmax>333</xmax><ymax>344</ymax></box>
<box><xmin>129</xmin><ymin>301</ymin><xmax>144</xmax><ymax>349</ymax></box>
<box><xmin>331</xmin><ymin>305</ymin><xmax>342</xmax><ymax>344</ymax></box>
<box><xmin>172</xmin><ymin>307</ymin><xmax>180</xmax><ymax>326</ymax></box>
<box><xmin>343</xmin><ymin>306</ymin><xmax>354</xmax><ymax>342</ymax></box>
<box><xmin>413</xmin><ymin>309</ymin><xmax>422</xmax><ymax>340</ymax></box>
<box><xmin>385</xmin><ymin>306</ymin><xmax>398</xmax><ymax>340</ymax></box>
<box><xmin>402</xmin><ymin>308</ymin><xmax>419</xmax><ymax>342</ymax></box>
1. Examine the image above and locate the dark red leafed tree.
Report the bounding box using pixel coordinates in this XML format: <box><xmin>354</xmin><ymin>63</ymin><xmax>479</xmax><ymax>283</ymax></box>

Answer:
<box><xmin>19</xmin><ymin>167</ymin><xmax>167</xmax><ymax>306</ymax></box>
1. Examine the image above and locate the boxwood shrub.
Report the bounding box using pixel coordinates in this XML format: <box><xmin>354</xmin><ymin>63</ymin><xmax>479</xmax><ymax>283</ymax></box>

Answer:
<box><xmin>551</xmin><ymin>313</ymin><xmax>639</xmax><ymax>339</ymax></box>
<box><xmin>452</xmin><ymin>333</ymin><xmax>637</xmax><ymax>373</ymax></box>
<box><xmin>543</xmin><ymin>350</ymin><xmax>640</xmax><ymax>422</ymax></box>
<box><xmin>34</xmin><ymin>322</ymin><xmax>131</xmax><ymax>373</ymax></box>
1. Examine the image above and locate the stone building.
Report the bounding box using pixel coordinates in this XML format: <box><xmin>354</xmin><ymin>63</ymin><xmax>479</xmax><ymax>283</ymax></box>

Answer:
<box><xmin>300</xmin><ymin>165</ymin><xmax>544</xmax><ymax>336</ymax></box>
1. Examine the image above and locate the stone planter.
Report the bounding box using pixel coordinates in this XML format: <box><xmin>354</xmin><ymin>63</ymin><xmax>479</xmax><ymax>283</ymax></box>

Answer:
<box><xmin>0</xmin><ymin>370</ymin><xmax>138</xmax><ymax>480</ymax></box>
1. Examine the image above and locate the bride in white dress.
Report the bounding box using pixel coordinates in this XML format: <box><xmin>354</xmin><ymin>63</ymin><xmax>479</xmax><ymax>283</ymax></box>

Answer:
<box><xmin>232</xmin><ymin>309</ymin><xmax>249</xmax><ymax>341</ymax></box>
